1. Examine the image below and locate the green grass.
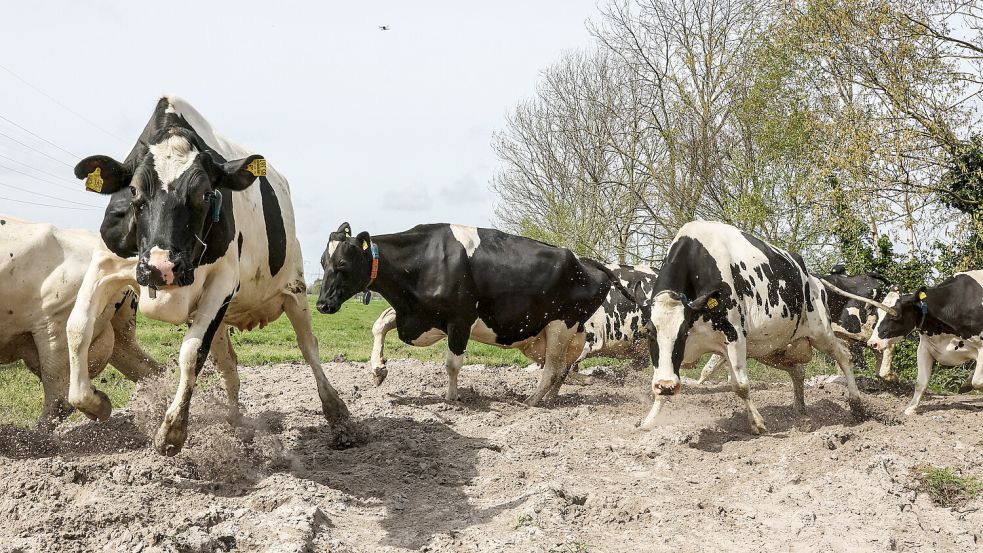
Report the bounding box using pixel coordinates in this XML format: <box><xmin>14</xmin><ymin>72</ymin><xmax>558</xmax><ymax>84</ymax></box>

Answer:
<box><xmin>0</xmin><ymin>296</ymin><xmax>842</xmax><ymax>427</ymax></box>
<box><xmin>916</xmin><ymin>466</ymin><xmax>983</xmax><ymax>508</ymax></box>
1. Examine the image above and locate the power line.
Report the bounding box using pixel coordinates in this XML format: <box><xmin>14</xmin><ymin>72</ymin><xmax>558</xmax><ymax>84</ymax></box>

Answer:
<box><xmin>0</xmin><ymin>152</ymin><xmax>77</xmax><ymax>184</ymax></box>
<box><xmin>0</xmin><ymin>160</ymin><xmax>88</xmax><ymax>195</ymax></box>
<box><xmin>0</xmin><ymin>129</ymin><xmax>74</xmax><ymax>167</ymax></box>
<box><xmin>0</xmin><ymin>193</ymin><xmax>100</xmax><ymax>211</ymax></box>
<box><xmin>0</xmin><ymin>112</ymin><xmax>80</xmax><ymax>159</ymax></box>
<box><xmin>0</xmin><ymin>63</ymin><xmax>128</xmax><ymax>144</ymax></box>
<box><xmin>0</xmin><ymin>179</ymin><xmax>101</xmax><ymax>209</ymax></box>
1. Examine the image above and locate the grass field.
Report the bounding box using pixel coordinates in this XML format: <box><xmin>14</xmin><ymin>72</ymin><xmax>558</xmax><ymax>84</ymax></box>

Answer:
<box><xmin>0</xmin><ymin>297</ymin><xmax>844</xmax><ymax>427</ymax></box>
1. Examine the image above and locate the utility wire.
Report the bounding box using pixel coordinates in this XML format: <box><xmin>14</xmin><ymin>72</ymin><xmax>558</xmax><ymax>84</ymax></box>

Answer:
<box><xmin>0</xmin><ymin>129</ymin><xmax>74</xmax><ymax>167</ymax></box>
<box><xmin>0</xmin><ymin>63</ymin><xmax>128</xmax><ymax>144</ymax></box>
<box><xmin>0</xmin><ymin>160</ymin><xmax>88</xmax><ymax>194</ymax></box>
<box><xmin>0</xmin><ymin>152</ymin><xmax>77</xmax><ymax>184</ymax></box>
<box><xmin>0</xmin><ymin>179</ymin><xmax>101</xmax><ymax>208</ymax></box>
<box><xmin>0</xmin><ymin>112</ymin><xmax>80</xmax><ymax>159</ymax></box>
<box><xmin>0</xmin><ymin>193</ymin><xmax>99</xmax><ymax>211</ymax></box>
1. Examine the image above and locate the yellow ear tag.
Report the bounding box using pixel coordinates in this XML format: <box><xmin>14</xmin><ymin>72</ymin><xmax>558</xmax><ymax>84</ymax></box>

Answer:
<box><xmin>918</xmin><ymin>291</ymin><xmax>927</xmax><ymax>301</ymax></box>
<box><xmin>246</xmin><ymin>158</ymin><xmax>267</xmax><ymax>177</ymax></box>
<box><xmin>707</xmin><ymin>297</ymin><xmax>719</xmax><ymax>309</ymax></box>
<box><xmin>85</xmin><ymin>167</ymin><xmax>103</xmax><ymax>192</ymax></box>
<box><xmin>362</xmin><ymin>241</ymin><xmax>368</xmax><ymax>251</ymax></box>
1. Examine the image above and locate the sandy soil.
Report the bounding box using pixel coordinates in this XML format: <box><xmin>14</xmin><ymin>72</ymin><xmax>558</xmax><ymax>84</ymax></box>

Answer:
<box><xmin>1</xmin><ymin>359</ymin><xmax>982</xmax><ymax>553</ymax></box>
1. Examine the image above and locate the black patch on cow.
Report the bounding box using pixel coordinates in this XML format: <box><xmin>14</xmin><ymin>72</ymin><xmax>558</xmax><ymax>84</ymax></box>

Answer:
<box><xmin>237</xmin><ymin>233</ymin><xmax>244</xmax><ymax>257</ymax></box>
<box><xmin>194</xmin><ymin>293</ymin><xmax>234</xmax><ymax>371</ymax></box>
<box><xmin>258</xmin><ymin>176</ymin><xmax>286</xmax><ymax>277</ymax></box>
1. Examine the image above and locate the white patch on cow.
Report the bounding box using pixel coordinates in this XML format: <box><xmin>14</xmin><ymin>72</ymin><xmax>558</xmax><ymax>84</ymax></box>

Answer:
<box><xmin>449</xmin><ymin>224</ymin><xmax>481</xmax><ymax>257</ymax></box>
<box><xmin>411</xmin><ymin>328</ymin><xmax>447</xmax><ymax>347</ymax></box>
<box><xmin>650</xmin><ymin>292</ymin><xmax>686</xmax><ymax>387</ymax></box>
<box><xmin>328</xmin><ymin>240</ymin><xmax>340</xmax><ymax>257</ymax></box>
<box><xmin>868</xmin><ymin>291</ymin><xmax>901</xmax><ymax>350</ymax></box>
<box><xmin>470</xmin><ymin>318</ymin><xmax>499</xmax><ymax>344</ymax></box>
<box><xmin>148</xmin><ymin>135</ymin><xmax>198</xmax><ymax>191</ymax></box>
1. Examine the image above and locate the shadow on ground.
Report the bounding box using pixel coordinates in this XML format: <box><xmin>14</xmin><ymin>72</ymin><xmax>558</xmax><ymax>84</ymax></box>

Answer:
<box><xmin>287</xmin><ymin>415</ymin><xmax>520</xmax><ymax>550</ymax></box>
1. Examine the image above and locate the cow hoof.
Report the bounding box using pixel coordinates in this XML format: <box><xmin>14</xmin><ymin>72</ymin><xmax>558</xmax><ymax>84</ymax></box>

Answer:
<box><xmin>153</xmin><ymin>425</ymin><xmax>187</xmax><ymax>457</ymax></box>
<box><xmin>320</xmin><ymin>396</ymin><xmax>351</xmax><ymax>425</ymax></box>
<box><xmin>372</xmin><ymin>367</ymin><xmax>388</xmax><ymax>386</ymax></box>
<box><xmin>750</xmin><ymin>424</ymin><xmax>767</xmax><ymax>435</ymax></box>
<box><xmin>77</xmin><ymin>389</ymin><xmax>113</xmax><ymax>422</ymax></box>
<box><xmin>524</xmin><ymin>394</ymin><xmax>544</xmax><ymax>407</ymax></box>
<box><xmin>903</xmin><ymin>406</ymin><xmax>918</xmax><ymax>416</ymax></box>
<box><xmin>637</xmin><ymin>419</ymin><xmax>658</xmax><ymax>432</ymax></box>
<box><xmin>879</xmin><ymin>372</ymin><xmax>899</xmax><ymax>383</ymax></box>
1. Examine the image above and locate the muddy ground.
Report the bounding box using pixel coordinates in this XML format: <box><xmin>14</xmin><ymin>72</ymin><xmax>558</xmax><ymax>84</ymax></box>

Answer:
<box><xmin>1</xmin><ymin>359</ymin><xmax>982</xmax><ymax>552</ymax></box>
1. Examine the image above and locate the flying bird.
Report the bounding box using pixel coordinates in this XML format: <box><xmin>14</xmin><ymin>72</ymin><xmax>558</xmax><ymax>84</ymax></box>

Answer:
<box><xmin>379</xmin><ymin>25</ymin><xmax>390</xmax><ymax>31</ymax></box>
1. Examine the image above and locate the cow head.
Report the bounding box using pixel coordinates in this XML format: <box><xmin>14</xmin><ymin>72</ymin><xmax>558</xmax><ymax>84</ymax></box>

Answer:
<box><xmin>868</xmin><ymin>288</ymin><xmax>922</xmax><ymax>351</ymax></box>
<box><xmin>648</xmin><ymin>286</ymin><xmax>725</xmax><ymax>396</ymax></box>
<box><xmin>317</xmin><ymin>222</ymin><xmax>374</xmax><ymax>314</ymax></box>
<box><xmin>76</xmin><ymin>128</ymin><xmax>263</xmax><ymax>289</ymax></box>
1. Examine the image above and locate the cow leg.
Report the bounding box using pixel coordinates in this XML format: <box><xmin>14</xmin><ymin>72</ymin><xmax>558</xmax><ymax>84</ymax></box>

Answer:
<box><xmin>282</xmin><ymin>291</ymin><xmax>350</xmax><ymax>424</ymax></box>
<box><xmin>877</xmin><ymin>345</ymin><xmax>897</xmax><ymax>382</ymax></box>
<box><xmin>726</xmin><ymin>341</ymin><xmax>767</xmax><ymax>434</ymax></box>
<box><xmin>25</xmin><ymin>345</ymin><xmax>70</xmax><ymax>432</ymax></box>
<box><xmin>971</xmin><ymin>351</ymin><xmax>983</xmax><ymax>390</ymax></box>
<box><xmin>66</xmin><ymin>253</ymin><xmax>135</xmax><ymax>421</ymax></box>
<box><xmin>789</xmin><ymin>364</ymin><xmax>806</xmax><ymax>415</ymax></box>
<box><xmin>370</xmin><ymin>307</ymin><xmax>397</xmax><ymax>386</ymax></box>
<box><xmin>697</xmin><ymin>354</ymin><xmax>728</xmax><ymax>384</ymax></box>
<box><xmin>526</xmin><ymin>321</ymin><xmax>574</xmax><ymax>406</ymax></box>
<box><xmin>153</xmin><ymin>289</ymin><xmax>234</xmax><ymax>456</ymax></box>
<box><xmin>638</xmin><ymin>394</ymin><xmax>668</xmax><ymax>431</ymax></box>
<box><xmin>209</xmin><ymin>323</ymin><xmax>243</xmax><ymax>425</ymax></box>
<box><xmin>108</xmin><ymin>290</ymin><xmax>164</xmax><ymax>381</ymax></box>
<box><xmin>443</xmin><ymin>323</ymin><xmax>471</xmax><ymax>401</ymax></box>
<box><xmin>903</xmin><ymin>339</ymin><xmax>935</xmax><ymax>416</ymax></box>
<box><xmin>811</xmin><ymin>333</ymin><xmax>862</xmax><ymax>403</ymax></box>
<box><xmin>544</xmin><ymin>332</ymin><xmax>586</xmax><ymax>401</ymax></box>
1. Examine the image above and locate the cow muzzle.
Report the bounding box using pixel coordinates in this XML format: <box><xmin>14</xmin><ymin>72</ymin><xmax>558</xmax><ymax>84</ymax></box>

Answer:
<box><xmin>137</xmin><ymin>249</ymin><xmax>193</xmax><ymax>288</ymax></box>
<box><xmin>653</xmin><ymin>378</ymin><xmax>682</xmax><ymax>396</ymax></box>
<box><xmin>867</xmin><ymin>338</ymin><xmax>886</xmax><ymax>352</ymax></box>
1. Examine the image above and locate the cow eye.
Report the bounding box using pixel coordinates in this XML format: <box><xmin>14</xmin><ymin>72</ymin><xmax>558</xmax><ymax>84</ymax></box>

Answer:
<box><xmin>129</xmin><ymin>185</ymin><xmax>137</xmax><ymax>197</ymax></box>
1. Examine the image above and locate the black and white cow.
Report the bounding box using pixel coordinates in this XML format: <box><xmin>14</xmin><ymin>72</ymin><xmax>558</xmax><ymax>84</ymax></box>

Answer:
<box><xmin>65</xmin><ymin>96</ymin><xmax>349</xmax><ymax>456</ymax></box>
<box><xmin>317</xmin><ymin>223</ymin><xmax>634</xmax><ymax>405</ymax></box>
<box><xmin>576</xmin><ymin>264</ymin><xmax>656</xmax><ymax>367</ymax></box>
<box><xmin>366</xmin><ymin>263</ymin><xmax>657</xmax><ymax>387</ymax></box>
<box><xmin>1</xmin><ymin>217</ymin><xmax>162</xmax><ymax>429</ymax></box>
<box><xmin>696</xmin><ymin>265</ymin><xmax>895</xmax><ymax>384</ymax></box>
<box><xmin>867</xmin><ymin>271</ymin><xmax>983</xmax><ymax>415</ymax></box>
<box><xmin>642</xmin><ymin>221</ymin><xmax>863</xmax><ymax>433</ymax></box>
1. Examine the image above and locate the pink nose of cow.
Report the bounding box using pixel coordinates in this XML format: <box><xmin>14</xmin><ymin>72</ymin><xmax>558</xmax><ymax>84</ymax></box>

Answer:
<box><xmin>653</xmin><ymin>380</ymin><xmax>682</xmax><ymax>396</ymax></box>
<box><xmin>867</xmin><ymin>340</ymin><xmax>882</xmax><ymax>352</ymax></box>
<box><xmin>148</xmin><ymin>248</ymin><xmax>175</xmax><ymax>286</ymax></box>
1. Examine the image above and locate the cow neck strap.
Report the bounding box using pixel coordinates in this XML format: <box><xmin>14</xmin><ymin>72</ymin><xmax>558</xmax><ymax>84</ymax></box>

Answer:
<box><xmin>366</xmin><ymin>242</ymin><xmax>380</xmax><ymax>288</ymax></box>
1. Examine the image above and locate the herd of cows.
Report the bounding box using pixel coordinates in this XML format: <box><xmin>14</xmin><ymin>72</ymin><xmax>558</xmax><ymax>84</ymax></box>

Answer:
<box><xmin>2</xmin><ymin>96</ymin><xmax>983</xmax><ymax>459</ymax></box>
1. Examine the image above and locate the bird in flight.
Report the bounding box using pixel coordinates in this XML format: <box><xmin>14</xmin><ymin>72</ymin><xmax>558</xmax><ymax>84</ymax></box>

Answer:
<box><xmin>379</xmin><ymin>25</ymin><xmax>390</xmax><ymax>31</ymax></box>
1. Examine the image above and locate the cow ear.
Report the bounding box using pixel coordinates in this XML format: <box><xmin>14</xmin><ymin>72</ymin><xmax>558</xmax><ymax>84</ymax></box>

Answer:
<box><xmin>689</xmin><ymin>286</ymin><xmax>724</xmax><ymax>311</ymax></box>
<box><xmin>204</xmin><ymin>153</ymin><xmax>265</xmax><ymax>191</ymax></box>
<box><xmin>338</xmin><ymin>222</ymin><xmax>352</xmax><ymax>237</ymax></box>
<box><xmin>75</xmin><ymin>156</ymin><xmax>132</xmax><ymax>194</ymax></box>
<box><xmin>355</xmin><ymin>231</ymin><xmax>372</xmax><ymax>252</ymax></box>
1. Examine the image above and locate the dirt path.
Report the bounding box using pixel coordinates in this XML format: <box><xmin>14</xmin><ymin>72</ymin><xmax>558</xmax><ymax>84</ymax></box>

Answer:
<box><xmin>1</xmin><ymin>359</ymin><xmax>981</xmax><ymax>552</ymax></box>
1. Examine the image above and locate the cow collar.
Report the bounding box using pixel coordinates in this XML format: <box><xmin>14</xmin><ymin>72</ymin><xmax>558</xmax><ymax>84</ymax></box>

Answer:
<box><xmin>366</xmin><ymin>242</ymin><xmax>380</xmax><ymax>289</ymax></box>
<box><xmin>915</xmin><ymin>297</ymin><xmax>928</xmax><ymax>330</ymax></box>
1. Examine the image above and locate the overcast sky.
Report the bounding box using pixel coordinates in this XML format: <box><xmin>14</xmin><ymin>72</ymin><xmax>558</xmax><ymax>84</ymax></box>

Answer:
<box><xmin>0</xmin><ymin>0</ymin><xmax>600</xmax><ymax>279</ymax></box>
